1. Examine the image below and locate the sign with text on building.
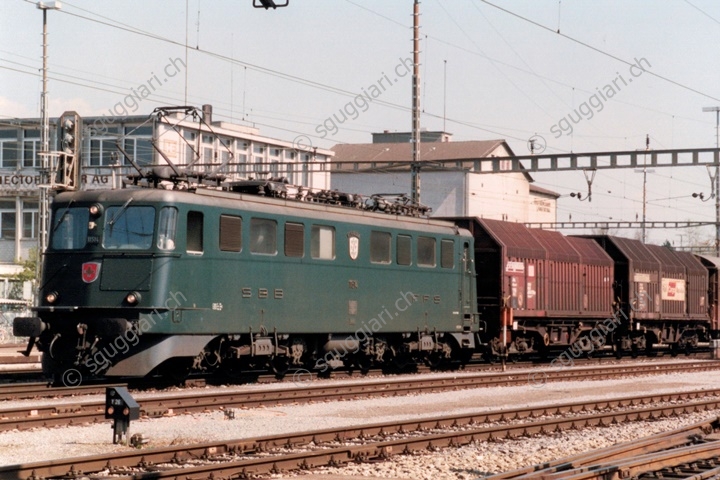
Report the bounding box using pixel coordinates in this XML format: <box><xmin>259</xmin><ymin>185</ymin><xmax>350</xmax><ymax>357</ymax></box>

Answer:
<box><xmin>0</xmin><ymin>170</ymin><xmax>114</xmax><ymax>193</ymax></box>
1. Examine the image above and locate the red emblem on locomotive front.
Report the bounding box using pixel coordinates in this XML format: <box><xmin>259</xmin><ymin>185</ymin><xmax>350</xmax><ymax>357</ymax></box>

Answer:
<box><xmin>81</xmin><ymin>262</ymin><xmax>101</xmax><ymax>283</ymax></box>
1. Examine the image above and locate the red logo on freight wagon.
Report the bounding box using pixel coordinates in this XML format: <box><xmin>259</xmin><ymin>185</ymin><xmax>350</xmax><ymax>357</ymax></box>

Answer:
<box><xmin>81</xmin><ymin>262</ymin><xmax>101</xmax><ymax>283</ymax></box>
<box><xmin>667</xmin><ymin>281</ymin><xmax>677</xmax><ymax>297</ymax></box>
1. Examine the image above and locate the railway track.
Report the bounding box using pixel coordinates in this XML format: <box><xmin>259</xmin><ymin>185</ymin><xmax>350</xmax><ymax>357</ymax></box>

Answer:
<box><xmin>1</xmin><ymin>360</ymin><xmax>720</xmax><ymax>432</ymax></box>
<box><xmin>3</xmin><ymin>390</ymin><xmax>720</xmax><ymax>479</ymax></box>
<box><xmin>487</xmin><ymin>417</ymin><xmax>720</xmax><ymax>479</ymax></box>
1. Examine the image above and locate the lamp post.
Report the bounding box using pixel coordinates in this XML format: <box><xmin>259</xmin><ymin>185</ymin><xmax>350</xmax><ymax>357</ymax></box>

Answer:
<box><xmin>702</xmin><ymin>106</ymin><xmax>720</xmax><ymax>256</ymax></box>
<box><xmin>37</xmin><ymin>1</ymin><xmax>61</xmax><ymax>288</ymax></box>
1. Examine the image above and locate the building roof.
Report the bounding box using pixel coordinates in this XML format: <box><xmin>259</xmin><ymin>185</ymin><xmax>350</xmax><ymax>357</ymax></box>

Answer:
<box><xmin>331</xmin><ymin>140</ymin><xmax>508</xmax><ymax>163</ymax></box>
<box><xmin>529</xmin><ymin>184</ymin><xmax>561</xmax><ymax>198</ymax></box>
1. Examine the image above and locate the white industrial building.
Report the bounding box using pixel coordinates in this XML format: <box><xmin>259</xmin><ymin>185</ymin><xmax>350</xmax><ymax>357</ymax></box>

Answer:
<box><xmin>331</xmin><ymin>132</ymin><xmax>558</xmax><ymax>223</ymax></box>
<box><xmin>0</xmin><ymin>106</ymin><xmax>334</xmax><ymax>297</ymax></box>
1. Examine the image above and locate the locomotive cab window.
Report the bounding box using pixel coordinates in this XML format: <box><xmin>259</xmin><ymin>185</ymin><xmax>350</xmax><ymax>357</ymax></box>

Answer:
<box><xmin>219</xmin><ymin>214</ymin><xmax>242</xmax><ymax>252</ymax></box>
<box><xmin>417</xmin><ymin>236</ymin><xmax>436</xmax><ymax>267</ymax></box>
<box><xmin>250</xmin><ymin>218</ymin><xmax>277</xmax><ymax>255</ymax></box>
<box><xmin>186</xmin><ymin>211</ymin><xmax>204</xmax><ymax>253</ymax></box>
<box><xmin>441</xmin><ymin>239</ymin><xmax>454</xmax><ymax>269</ymax></box>
<box><xmin>103</xmin><ymin>205</ymin><xmax>155</xmax><ymax>250</ymax></box>
<box><xmin>157</xmin><ymin>207</ymin><xmax>178</xmax><ymax>250</ymax></box>
<box><xmin>311</xmin><ymin>225</ymin><xmax>335</xmax><ymax>260</ymax></box>
<box><xmin>285</xmin><ymin>222</ymin><xmax>304</xmax><ymax>257</ymax></box>
<box><xmin>370</xmin><ymin>231</ymin><xmax>391</xmax><ymax>264</ymax></box>
<box><xmin>397</xmin><ymin>234</ymin><xmax>412</xmax><ymax>266</ymax></box>
<box><xmin>51</xmin><ymin>206</ymin><xmax>89</xmax><ymax>250</ymax></box>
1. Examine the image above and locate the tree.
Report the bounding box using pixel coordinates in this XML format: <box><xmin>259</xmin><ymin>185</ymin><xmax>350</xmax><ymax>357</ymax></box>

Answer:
<box><xmin>9</xmin><ymin>248</ymin><xmax>38</xmax><ymax>300</ymax></box>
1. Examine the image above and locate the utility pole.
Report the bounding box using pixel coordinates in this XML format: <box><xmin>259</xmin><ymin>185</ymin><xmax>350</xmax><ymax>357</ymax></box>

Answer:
<box><xmin>702</xmin><ymin>106</ymin><xmax>720</xmax><ymax>256</ymax></box>
<box><xmin>37</xmin><ymin>1</ymin><xmax>61</xmax><ymax>287</ymax></box>
<box><xmin>410</xmin><ymin>0</ymin><xmax>421</xmax><ymax>204</ymax></box>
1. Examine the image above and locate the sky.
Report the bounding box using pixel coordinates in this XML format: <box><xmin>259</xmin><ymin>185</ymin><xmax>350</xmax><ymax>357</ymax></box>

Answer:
<box><xmin>3</xmin><ymin>0</ymin><xmax>720</xmax><ymax>246</ymax></box>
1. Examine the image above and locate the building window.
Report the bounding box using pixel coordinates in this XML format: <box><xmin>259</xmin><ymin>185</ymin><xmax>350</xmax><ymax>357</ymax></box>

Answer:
<box><xmin>23</xmin><ymin>130</ymin><xmax>40</xmax><ymax>168</ymax></box>
<box><xmin>441</xmin><ymin>239</ymin><xmax>454</xmax><ymax>269</ymax></box>
<box><xmin>397</xmin><ymin>234</ymin><xmax>412</xmax><ymax>266</ymax></box>
<box><xmin>284</xmin><ymin>222</ymin><xmax>304</xmax><ymax>257</ymax></box>
<box><xmin>122</xmin><ymin>126</ymin><xmax>153</xmax><ymax>166</ymax></box>
<box><xmin>311</xmin><ymin>225</ymin><xmax>335</xmax><ymax>260</ymax></box>
<box><xmin>236</xmin><ymin>153</ymin><xmax>247</xmax><ymax>175</ymax></box>
<box><xmin>0</xmin><ymin>130</ymin><xmax>18</xmax><ymax>169</ymax></box>
<box><xmin>250</xmin><ymin>218</ymin><xmax>277</xmax><ymax>255</ymax></box>
<box><xmin>0</xmin><ymin>211</ymin><xmax>16</xmax><ymax>239</ymax></box>
<box><xmin>370</xmin><ymin>231</ymin><xmax>391</xmax><ymax>264</ymax></box>
<box><xmin>286</xmin><ymin>163</ymin><xmax>294</xmax><ymax>184</ymax></box>
<box><xmin>1</xmin><ymin>140</ymin><xmax>18</xmax><ymax>169</ymax></box>
<box><xmin>417</xmin><ymin>236</ymin><xmax>436</xmax><ymax>267</ymax></box>
<box><xmin>184</xmin><ymin>131</ymin><xmax>197</xmax><ymax>165</ymax></box>
<box><xmin>90</xmin><ymin>139</ymin><xmax>121</xmax><ymax>167</ymax></box>
<box><xmin>22</xmin><ymin>211</ymin><xmax>38</xmax><ymax>239</ymax></box>
<box><xmin>219</xmin><ymin>214</ymin><xmax>242</xmax><ymax>252</ymax></box>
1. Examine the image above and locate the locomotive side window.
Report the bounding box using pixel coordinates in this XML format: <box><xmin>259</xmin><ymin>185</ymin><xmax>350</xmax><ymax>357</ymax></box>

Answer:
<box><xmin>250</xmin><ymin>218</ymin><xmax>277</xmax><ymax>255</ymax></box>
<box><xmin>157</xmin><ymin>207</ymin><xmax>178</xmax><ymax>250</ymax></box>
<box><xmin>51</xmin><ymin>207</ymin><xmax>89</xmax><ymax>250</ymax></box>
<box><xmin>370</xmin><ymin>231</ymin><xmax>391</xmax><ymax>264</ymax></box>
<box><xmin>311</xmin><ymin>225</ymin><xmax>335</xmax><ymax>260</ymax></box>
<box><xmin>219</xmin><ymin>215</ymin><xmax>242</xmax><ymax>252</ymax></box>
<box><xmin>441</xmin><ymin>239</ymin><xmax>454</xmax><ymax>269</ymax></box>
<box><xmin>417</xmin><ymin>236</ymin><xmax>436</xmax><ymax>267</ymax></box>
<box><xmin>186</xmin><ymin>211</ymin><xmax>204</xmax><ymax>253</ymax></box>
<box><xmin>284</xmin><ymin>222</ymin><xmax>304</xmax><ymax>257</ymax></box>
<box><xmin>103</xmin><ymin>206</ymin><xmax>155</xmax><ymax>250</ymax></box>
<box><xmin>397</xmin><ymin>234</ymin><xmax>412</xmax><ymax>266</ymax></box>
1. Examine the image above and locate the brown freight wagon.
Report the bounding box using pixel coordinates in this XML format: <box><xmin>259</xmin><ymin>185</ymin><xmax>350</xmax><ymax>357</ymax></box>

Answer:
<box><xmin>585</xmin><ymin>236</ymin><xmax>712</xmax><ymax>354</ymax></box>
<box><xmin>450</xmin><ymin>218</ymin><xmax>615</xmax><ymax>356</ymax></box>
<box><xmin>694</xmin><ymin>255</ymin><xmax>720</xmax><ymax>336</ymax></box>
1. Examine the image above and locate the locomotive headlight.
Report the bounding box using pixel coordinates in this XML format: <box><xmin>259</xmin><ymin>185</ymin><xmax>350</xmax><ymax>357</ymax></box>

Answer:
<box><xmin>126</xmin><ymin>292</ymin><xmax>141</xmax><ymax>305</ymax></box>
<box><xmin>45</xmin><ymin>291</ymin><xmax>58</xmax><ymax>304</ymax></box>
<box><xmin>89</xmin><ymin>204</ymin><xmax>103</xmax><ymax>216</ymax></box>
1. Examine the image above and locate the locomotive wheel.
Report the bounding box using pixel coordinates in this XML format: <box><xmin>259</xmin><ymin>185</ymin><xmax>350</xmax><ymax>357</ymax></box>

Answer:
<box><xmin>271</xmin><ymin>356</ymin><xmax>290</xmax><ymax>378</ymax></box>
<box><xmin>156</xmin><ymin>358</ymin><xmax>193</xmax><ymax>384</ymax></box>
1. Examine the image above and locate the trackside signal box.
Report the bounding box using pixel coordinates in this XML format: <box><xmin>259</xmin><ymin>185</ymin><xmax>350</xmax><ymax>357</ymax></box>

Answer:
<box><xmin>105</xmin><ymin>387</ymin><xmax>140</xmax><ymax>444</ymax></box>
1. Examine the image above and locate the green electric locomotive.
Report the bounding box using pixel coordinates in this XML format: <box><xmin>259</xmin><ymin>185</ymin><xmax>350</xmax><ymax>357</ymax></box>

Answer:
<box><xmin>14</xmin><ymin>181</ymin><xmax>479</xmax><ymax>382</ymax></box>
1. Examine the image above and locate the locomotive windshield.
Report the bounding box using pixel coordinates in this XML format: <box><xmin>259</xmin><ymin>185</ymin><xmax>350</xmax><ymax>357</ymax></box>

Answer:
<box><xmin>51</xmin><ymin>206</ymin><xmax>89</xmax><ymax>250</ymax></box>
<box><xmin>103</xmin><ymin>205</ymin><xmax>155</xmax><ymax>250</ymax></box>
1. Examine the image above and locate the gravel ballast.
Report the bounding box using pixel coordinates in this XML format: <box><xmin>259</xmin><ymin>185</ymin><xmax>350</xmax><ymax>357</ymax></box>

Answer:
<box><xmin>1</xmin><ymin>363</ymin><xmax>719</xmax><ymax>477</ymax></box>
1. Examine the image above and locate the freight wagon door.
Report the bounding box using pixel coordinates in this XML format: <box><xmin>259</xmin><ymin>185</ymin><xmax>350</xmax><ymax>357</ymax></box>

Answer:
<box><xmin>505</xmin><ymin>261</ymin><xmax>526</xmax><ymax>310</ymax></box>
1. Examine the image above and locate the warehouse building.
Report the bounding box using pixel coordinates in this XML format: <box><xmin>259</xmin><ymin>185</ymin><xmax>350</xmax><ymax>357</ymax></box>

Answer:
<box><xmin>331</xmin><ymin>131</ymin><xmax>558</xmax><ymax>223</ymax></box>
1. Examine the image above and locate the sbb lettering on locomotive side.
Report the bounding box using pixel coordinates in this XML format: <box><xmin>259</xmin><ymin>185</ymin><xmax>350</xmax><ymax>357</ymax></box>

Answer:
<box><xmin>412</xmin><ymin>294</ymin><xmax>441</xmax><ymax>304</ymax></box>
<box><xmin>241</xmin><ymin>287</ymin><xmax>284</xmax><ymax>299</ymax></box>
